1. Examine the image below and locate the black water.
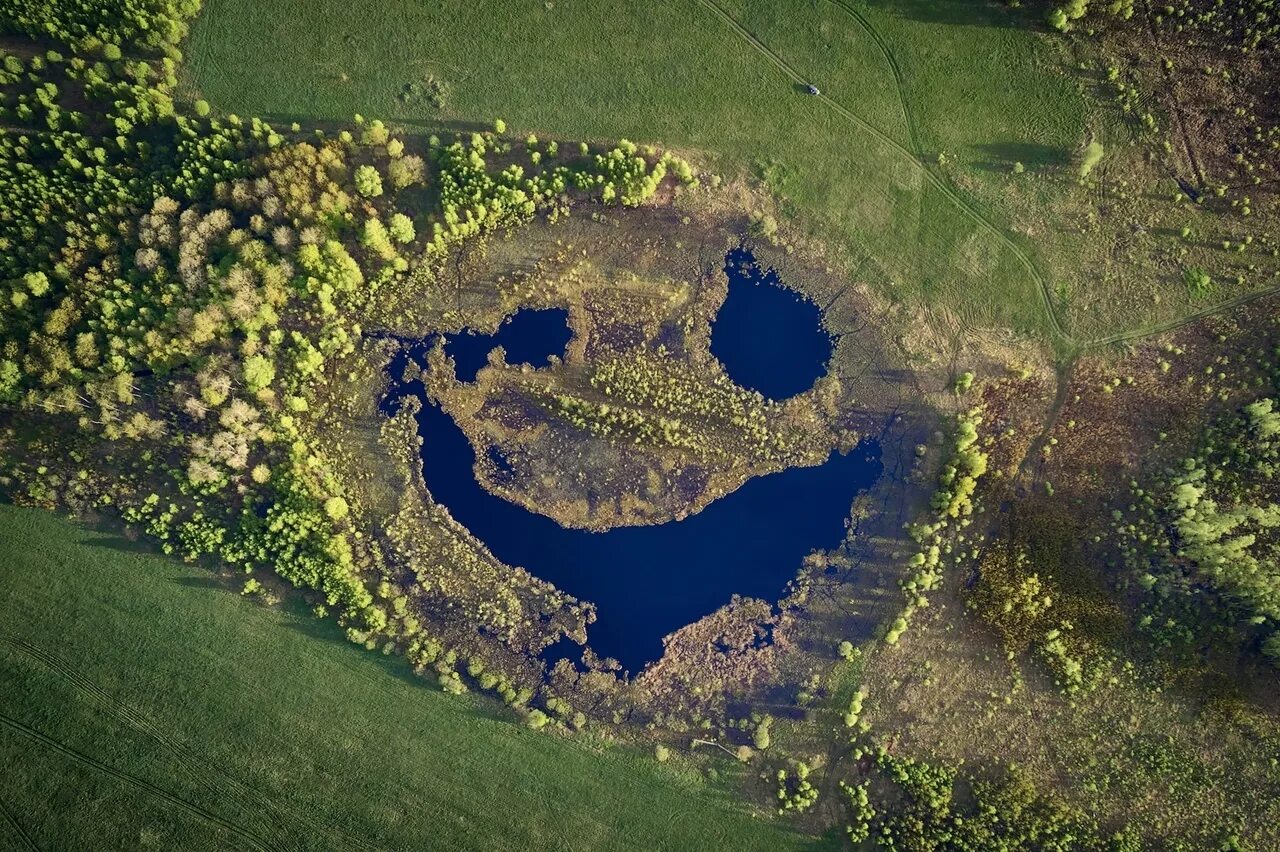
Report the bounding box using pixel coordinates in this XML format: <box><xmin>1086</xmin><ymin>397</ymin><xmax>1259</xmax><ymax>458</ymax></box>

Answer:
<box><xmin>711</xmin><ymin>248</ymin><xmax>832</xmax><ymax>400</ymax></box>
<box><xmin>446</xmin><ymin>307</ymin><xmax>572</xmax><ymax>382</ymax></box>
<box><xmin>383</xmin><ymin>253</ymin><xmax>880</xmax><ymax>673</ymax></box>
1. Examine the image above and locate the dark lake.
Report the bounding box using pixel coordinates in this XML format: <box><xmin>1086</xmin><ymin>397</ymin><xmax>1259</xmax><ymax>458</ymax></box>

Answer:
<box><xmin>711</xmin><ymin>248</ymin><xmax>832</xmax><ymax>400</ymax></box>
<box><xmin>382</xmin><ymin>251</ymin><xmax>880</xmax><ymax>673</ymax></box>
<box><xmin>446</xmin><ymin>307</ymin><xmax>572</xmax><ymax>382</ymax></box>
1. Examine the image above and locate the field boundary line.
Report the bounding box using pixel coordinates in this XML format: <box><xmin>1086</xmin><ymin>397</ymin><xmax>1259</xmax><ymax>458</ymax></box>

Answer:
<box><xmin>0</xmin><ymin>633</ymin><xmax>380</xmax><ymax>852</ymax></box>
<box><xmin>0</xmin><ymin>797</ymin><xmax>38</xmax><ymax>852</ymax></box>
<box><xmin>0</xmin><ymin>712</ymin><xmax>273</xmax><ymax>852</ymax></box>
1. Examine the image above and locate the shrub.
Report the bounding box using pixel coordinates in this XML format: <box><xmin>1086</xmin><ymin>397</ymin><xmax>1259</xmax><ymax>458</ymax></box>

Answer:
<box><xmin>354</xmin><ymin>165</ymin><xmax>383</xmax><ymax>197</ymax></box>
<box><xmin>243</xmin><ymin>355</ymin><xmax>275</xmax><ymax>392</ymax></box>
<box><xmin>323</xmin><ymin>496</ymin><xmax>349</xmax><ymax>521</ymax></box>
<box><xmin>1078</xmin><ymin>141</ymin><xmax>1104</xmax><ymax>180</ymax></box>
<box><xmin>389</xmin><ymin>213</ymin><xmax>416</xmax><ymax>244</ymax></box>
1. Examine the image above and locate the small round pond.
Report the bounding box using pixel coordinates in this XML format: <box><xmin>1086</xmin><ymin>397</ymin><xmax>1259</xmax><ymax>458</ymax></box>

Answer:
<box><xmin>710</xmin><ymin>247</ymin><xmax>832</xmax><ymax>400</ymax></box>
<box><xmin>383</xmin><ymin>251</ymin><xmax>879</xmax><ymax>673</ymax></box>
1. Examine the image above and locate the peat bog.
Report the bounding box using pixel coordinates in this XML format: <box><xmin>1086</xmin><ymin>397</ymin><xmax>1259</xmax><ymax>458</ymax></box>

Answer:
<box><xmin>384</xmin><ymin>252</ymin><xmax>882</xmax><ymax>672</ymax></box>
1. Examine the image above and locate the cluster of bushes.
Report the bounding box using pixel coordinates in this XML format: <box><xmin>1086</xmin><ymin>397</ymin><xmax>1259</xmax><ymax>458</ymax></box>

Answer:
<box><xmin>966</xmin><ymin>540</ymin><xmax>1119</xmax><ymax>695</ymax></box>
<box><xmin>1115</xmin><ymin>396</ymin><xmax>1280</xmax><ymax>666</ymax></box>
<box><xmin>843</xmin><ymin>747</ymin><xmax>1133</xmax><ymax>851</ymax></box>
<box><xmin>587</xmin><ymin>354</ymin><xmax>816</xmax><ymax>463</ymax></box>
<box><xmin>774</xmin><ymin>761</ymin><xmax>819</xmax><ymax>814</ymax></box>
<box><xmin>0</xmin><ymin>0</ymin><xmax>701</xmax><ymax>721</ymax></box>
<box><xmin>881</xmin><ymin>410</ymin><xmax>990</xmax><ymax>647</ymax></box>
<box><xmin>1045</xmin><ymin>0</ymin><xmax>1135</xmax><ymax>32</ymax></box>
<box><xmin>0</xmin><ymin>0</ymin><xmax>201</xmax><ymax>54</ymax></box>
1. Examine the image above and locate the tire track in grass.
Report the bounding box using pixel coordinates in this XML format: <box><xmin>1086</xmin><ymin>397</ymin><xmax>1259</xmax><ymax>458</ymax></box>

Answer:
<box><xmin>825</xmin><ymin>0</ymin><xmax>922</xmax><ymax>156</ymax></box>
<box><xmin>0</xmin><ymin>797</ymin><xmax>38</xmax><ymax>852</ymax></box>
<box><xmin>718</xmin><ymin>0</ymin><xmax>1280</xmax><ymax>352</ymax></box>
<box><xmin>1081</xmin><ymin>281</ymin><xmax>1280</xmax><ymax>350</ymax></box>
<box><xmin>0</xmin><ymin>713</ymin><xmax>273</xmax><ymax>852</ymax></box>
<box><xmin>0</xmin><ymin>634</ymin><xmax>379</xmax><ymax>852</ymax></box>
<box><xmin>0</xmin><ymin>634</ymin><xmax>291</xmax><ymax>848</ymax></box>
<box><xmin>691</xmin><ymin>0</ymin><xmax>1073</xmax><ymax>347</ymax></box>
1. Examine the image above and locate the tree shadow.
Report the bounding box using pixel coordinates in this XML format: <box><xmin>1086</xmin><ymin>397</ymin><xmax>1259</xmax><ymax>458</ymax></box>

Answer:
<box><xmin>859</xmin><ymin>0</ymin><xmax>1021</xmax><ymax>29</ymax></box>
<box><xmin>257</xmin><ymin>113</ymin><xmax>491</xmax><ymax>136</ymax></box>
<box><xmin>271</xmin><ymin>596</ymin><xmax>520</xmax><ymax>719</ymax></box>
<box><xmin>78</xmin><ymin>532</ymin><xmax>154</xmax><ymax>555</ymax></box>
<box><xmin>173</xmin><ymin>575</ymin><xmax>223</xmax><ymax>590</ymax></box>
<box><xmin>971</xmin><ymin>141</ymin><xmax>1069</xmax><ymax>172</ymax></box>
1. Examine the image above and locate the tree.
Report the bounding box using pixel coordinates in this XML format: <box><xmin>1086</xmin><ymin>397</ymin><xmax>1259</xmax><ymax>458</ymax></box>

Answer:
<box><xmin>387</xmin><ymin>155</ymin><xmax>425</xmax><ymax>190</ymax></box>
<box><xmin>354</xmin><ymin>165</ymin><xmax>383</xmax><ymax>197</ymax></box>
<box><xmin>24</xmin><ymin>271</ymin><xmax>50</xmax><ymax>297</ymax></box>
<box><xmin>388</xmin><ymin>213</ymin><xmax>415</xmax><ymax>244</ymax></box>
<box><xmin>1263</xmin><ymin>633</ymin><xmax>1280</xmax><ymax>667</ymax></box>
<box><xmin>0</xmin><ymin>359</ymin><xmax>20</xmax><ymax>403</ymax></box>
<box><xmin>753</xmin><ymin>717</ymin><xmax>772</xmax><ymax>750</ymax></box>
<box><xmin>324</xmin><ymin>496</ymin><xmax>349</xmax><ymax>521</ymax></box>
<box><xmin>243</xmin><ymin>354</ymin><xmax>276</xmax><ymax>392</ymax></box>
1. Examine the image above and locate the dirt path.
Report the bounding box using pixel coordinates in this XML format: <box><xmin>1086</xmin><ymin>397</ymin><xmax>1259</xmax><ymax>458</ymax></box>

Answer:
<box><xmin>691</xmin><ymin>0</ymin><xmax>1073</xmax><ymax>348</ymax></box>
<box><xmin>1081</xmin><ymin>282</ymin><xmax>1280</xmax><ymax>350</ymax></box>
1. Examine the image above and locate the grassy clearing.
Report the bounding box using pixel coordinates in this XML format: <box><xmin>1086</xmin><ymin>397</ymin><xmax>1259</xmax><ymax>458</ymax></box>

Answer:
<box><xmin>185</xmin><ymin>0</ymin><xmax>1093</xmax><ymax>343</ymax></box>
<box><xmin>0</xmin><ymin>504</ymin><xmax>817</xmax><ymax>851</ymax></box>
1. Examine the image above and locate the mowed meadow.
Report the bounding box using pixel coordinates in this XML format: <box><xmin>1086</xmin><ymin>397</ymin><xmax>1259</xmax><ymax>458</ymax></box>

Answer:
<box><xmin>0</xmin><ymin>505</ymin><xmax>815</xmax><ymax>851</ymax></box>
<box><xmin>184</xmin><ymin>0</ymin><xmax>1104</xmax><ymax>344</ymax></box>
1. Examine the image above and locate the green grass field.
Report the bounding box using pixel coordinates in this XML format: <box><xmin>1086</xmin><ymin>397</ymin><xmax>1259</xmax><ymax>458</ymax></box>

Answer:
<box><xmin>185</xmin><ymin>0</ymin><xmax>1100</xmax><ymax>344</ymax></box>
<box><xmin>0</xmin><ymin>504</ymin><xmax>818</xmax><ymax>851</ymax></box>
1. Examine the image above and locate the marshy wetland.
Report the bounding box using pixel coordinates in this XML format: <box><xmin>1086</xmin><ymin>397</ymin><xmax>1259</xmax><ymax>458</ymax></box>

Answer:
<box><xmin>383</xmin><ymin>250</ymin><xmax>883</xmax><ymax>671</ymax></box>
<box><xmin>9</xmin><ymin>0</ymin><xmax>1280</xmax><ymax>845</ymax></box>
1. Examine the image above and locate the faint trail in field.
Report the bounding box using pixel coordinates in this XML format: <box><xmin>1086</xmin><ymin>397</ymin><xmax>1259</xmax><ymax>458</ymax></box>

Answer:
<box><xmin>0</xmin><ymin>634</ymin><xmax>379</xmax><ymax>852</ymax></box>
<box><xmin>691</xmin><ymin>0</ymin><xmax>1072</xmax><ymax>347</ymax></box>
<box><xmin>0</xmin><ymin>633</ymin><xmax>292</xmax><ymax>848</ymax></box>
<box><xmin>825</xmin><ymin>0</ymin><xmax>922</xmax><ymax>156</ymax></box>
<box><xmin>1142</xmin><ymin>0</ymin><xmax>1205</xmax><ymax>189</ymax></box>
<box><xmin>1082</xmin><ymin>281</ymin><xmax>1280</xmax><ymax>349</ymax></box>
<box><xmin>0</xmin><ymin>713</ymin><xmax>273</xmax><ymax>852</ymax></box>
<box><xmin>0</xmin><ymin>797</ymin><xmax>38</xmax><ymax>852</ymax></box>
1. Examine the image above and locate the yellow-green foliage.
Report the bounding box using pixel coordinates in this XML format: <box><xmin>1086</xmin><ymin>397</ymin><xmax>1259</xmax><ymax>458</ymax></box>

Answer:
<box><xmin>968</xmin><ymin>547</ymin><xmax>1054</xmax><ymax>650</ymax></box>
<box><xmin>586</xmin><ymin>355</ymin><xmax>808</xmax><ymax>461</ymax></box>
<box><xmin>887</xmin><ymin>411</ymin><xmax>990</xmax><ymax>646</ymax></box>
<box><xmin>540</xmin><ymin>392</ymin><xmax>702</xmax><ymax>454</ymax></box>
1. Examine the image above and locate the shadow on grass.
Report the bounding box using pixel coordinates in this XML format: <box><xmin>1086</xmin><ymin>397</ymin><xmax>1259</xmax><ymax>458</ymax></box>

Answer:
<box><xmin>257</xmin><ymin>113</ymin><xmax>492</xmax><ymax>136</ymax></box>
<box><xmin>173</xmin><ymin>575</ymin><xmax>223</xmax><ymax>590</ymax></box>
<box><xmin>77</xmin><ymin>532</ymin><xmax>154</xmax><ymax>555</ymax></box>
<box><xmin>861</xmin><ymin>0</ymin><xmax>1019</xmax><ymax>29</ymax></box>
<box><xmin>971</xmin><ymin>141</ymin><xmax>1068</xmax><ymax>172</ymax></box>
<box><xmin>272</xmin><ymin>593</ymin><xmax>514</xmax><ymax>723</ymax></box>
